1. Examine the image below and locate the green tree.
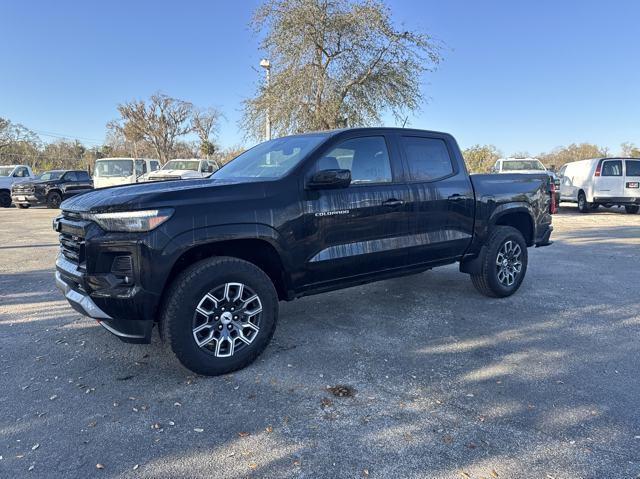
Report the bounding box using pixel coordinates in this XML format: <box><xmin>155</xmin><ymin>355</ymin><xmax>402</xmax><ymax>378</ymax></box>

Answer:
<box><xmin>242</xmin><ymin>0</ymin><xmax>443</xmax><ymax>138</ymax></box>
<box><xmin>462</xmin><ymin>144</ymin><xmax>501</xmax><ymax>173</ymax></box>
<box><xmin>539</xmin><ymin>143</ymin><xmax>609</xmax><ymax>170</ymax></box>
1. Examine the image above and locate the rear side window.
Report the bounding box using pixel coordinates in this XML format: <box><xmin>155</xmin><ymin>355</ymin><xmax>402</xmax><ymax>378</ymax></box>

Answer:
<box><xmin>150</xmin><ymin>161</ymin><xmax>160</xmax><ymax>172</ymax></box>
<box><xmin>626</xmin><ymin>160</ymin><xmax>640</xmax><ymax>176</ymax></box>
<box><xmin>135</xmin><ymin>160</ymin><xmax>147</xmax><ymax>176</ymax></box>
<box><xmin>401</xmin><ymin>137</ymin><xmax>454</xmax><ymax>181</ymax></box>
<box><xmin>602</xmin><ymin>160</ymin><xmax>622</xmax><ymax>177</ymax></box>
<box><xmin>318</xmin><ymin>136</ymin><xmax>392</xmax><ymax>184</ymax></box>
<box><xmin>77</xmin><ymin>171</ymin><xmax>90</xmax><ymax>181</ymax></box>
<box><xmin>64</xmin><ymin>171</ymin><xmax>78</xmax><ymax>181</ymax></box>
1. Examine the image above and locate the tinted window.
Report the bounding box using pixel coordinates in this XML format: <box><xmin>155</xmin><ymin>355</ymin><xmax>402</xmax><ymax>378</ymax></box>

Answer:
<box><xmin>95</xmin><ymin>160</ymin><xmax>133</xmax><ymax>177</ymax></box>
<box><xmin>602</xmin><ymin>160</ymin><xmax>622</xmax><ymax>177</ymax></box>
<box><xmin>76</xmin><ymin>171</ymin><xmax>90</xmax><ymax>181</ymax></box>
<box><xmin>318</xmin><ymin>136</ymin><xmax>392</xmax><ymax>184</ymax></box>
<box><xmin>64</xmin><ymin>171</ymin><xmax>78</xmax><ymax>181</ymax></box>
<box><xmin>150</xmin><ymin>161</ymin><xmax>160</xmax><ymax>171</ymax></box>
<box><xmin>626</xmin><ymin>160</ymin><xmax>640</xmax><ymax>177</ymax></box>
<box><xmin>401</xmin><ymin>137</ymin><xmax>453</xmax><ymax>181</ymax></box>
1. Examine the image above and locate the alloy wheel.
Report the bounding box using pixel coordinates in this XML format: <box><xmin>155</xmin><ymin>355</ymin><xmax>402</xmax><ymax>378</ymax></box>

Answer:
<box><xmin>495</xmin><ymin>240</ymin><xmax>523</xmax><ymax>287</ymax></box>
<box><xmin>192</xmin><ymin>282</ymin><xmax>262</xmax><ymax>357</ymax></box>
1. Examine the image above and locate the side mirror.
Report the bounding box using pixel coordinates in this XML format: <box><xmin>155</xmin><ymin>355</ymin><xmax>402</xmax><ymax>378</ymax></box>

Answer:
<box><xmin>307</xmin><ymin>169</ymin><xmax>351</xmax><ymax>190</ymax></box>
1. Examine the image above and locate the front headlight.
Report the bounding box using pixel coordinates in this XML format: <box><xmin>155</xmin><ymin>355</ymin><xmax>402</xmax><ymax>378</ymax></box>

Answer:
<box><xmin>83</xmin><ymin>208</ymin><xmax>174</xmax><ymax>232</ymax></box>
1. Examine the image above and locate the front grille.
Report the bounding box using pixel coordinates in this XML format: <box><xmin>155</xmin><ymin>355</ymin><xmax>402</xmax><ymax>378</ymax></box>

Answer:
<box><xmin>12</xmin><ymin>184</ymin><xmax>34</xmax><ymax>194</ymax></box>
<box><xmin>59</xmin><ymin>232</ymin><xmax>85</xmax><ymax>264</ymax></box>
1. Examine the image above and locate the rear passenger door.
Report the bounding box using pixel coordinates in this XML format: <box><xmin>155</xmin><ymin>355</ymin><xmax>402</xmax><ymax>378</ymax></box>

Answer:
<box><xmin>301</xmin><ymin>134</ymin><xmax>412</xmax><ymax>286</ymax></box>
<box><xmin>595</xmin><ymin>159</ymin><xmax>623</xmax><ymax>198</ymax></box>
<box><xmin>396</xmin><ymin>133</ymin><xmax>475</xmax><ymax>266</ymax></box>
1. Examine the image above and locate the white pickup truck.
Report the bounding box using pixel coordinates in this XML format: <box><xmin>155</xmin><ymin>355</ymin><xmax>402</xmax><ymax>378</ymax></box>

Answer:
<box><xmin>0</xmin><ymin>165</ymin><xmax>35</xmax><ymax>207</ymax></box>
<box><xmin>143</xmin><ymin>159</ymin><xmax>217</xmax><ymax>181</ymax></box>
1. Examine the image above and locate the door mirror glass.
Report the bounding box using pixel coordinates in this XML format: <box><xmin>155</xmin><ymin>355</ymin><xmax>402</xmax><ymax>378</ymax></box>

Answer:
<box><xmin>307</xmin><ymin>169</ymin><xmax>351</xmax><ymax>189</ymax></box>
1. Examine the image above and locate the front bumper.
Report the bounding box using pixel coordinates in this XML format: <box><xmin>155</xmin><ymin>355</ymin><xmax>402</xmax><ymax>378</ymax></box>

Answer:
<box><xmin>11</xmin><ymin>193</ymin><xmax>44</xmax><ymax>205</ymax></box>
<box><xmin>55</xmin><ymin>255</ymin><xmax>154</xmax><ymax>343</ymax></box>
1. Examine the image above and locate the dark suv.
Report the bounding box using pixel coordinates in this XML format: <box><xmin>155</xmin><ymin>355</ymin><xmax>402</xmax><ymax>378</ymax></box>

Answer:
<box><xmin>12</xmin><ymin>170</ymin><xmax>93</xmax><ymax>208</ymax></box>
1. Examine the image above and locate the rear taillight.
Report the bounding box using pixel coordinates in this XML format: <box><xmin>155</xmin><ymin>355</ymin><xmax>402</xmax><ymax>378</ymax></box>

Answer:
<box><xmin>595</xmin><ymin>161</ymin><xmax>602</xmax><ymax>177</ymax></box>
<box><xmin>550</xmin><ymin>182</ymin><xmax>558</xmax><ymax>214</ymax></box>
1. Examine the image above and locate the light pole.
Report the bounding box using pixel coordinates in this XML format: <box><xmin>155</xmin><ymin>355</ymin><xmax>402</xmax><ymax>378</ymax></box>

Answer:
<box><xmin>260</xmin><ymin>58</ymin><xmax>271</xmax><ymax>141</ymax></box>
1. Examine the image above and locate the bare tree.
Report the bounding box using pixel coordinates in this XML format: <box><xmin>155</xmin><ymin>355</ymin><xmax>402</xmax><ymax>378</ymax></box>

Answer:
<box><xmin>192</xmin><ymin>107</ymin><xmax>223</xmax><ymax>160</ymax></box>
<box><xmin>0</xmin><ymin>117</ymin><xmax>39</xmax><ymax>151</ymax></box>
<box><xmin>539</xmin><ymin>143</ymin><xmax>610</xmax><ymax>170</ymax></box>
<box><xmin>621</xmin><ymin>142</ymin><xmax>640</xmax><ymax>157</ymax></box>
<box><xmin>108</xmin><ymin>93</ymin><xmax>194</xmax><ymax>163</ymax></box>
<box><xmin>242</xmin><ymin>0</ymin><xmax>442</xmax><ymax>138</ymax></box>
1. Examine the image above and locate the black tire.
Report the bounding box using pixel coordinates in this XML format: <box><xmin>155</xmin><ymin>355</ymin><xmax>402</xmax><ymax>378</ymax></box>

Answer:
<box><xmin>160</xmin><ymin>256</ymin><xmax>278</xmax><ymax>376</ymax></box>
<box><xmin>17</xmin><ymin>204</ymin><xmax>30</xmax><ymax>209</ymax></box>
<box><xmin>470</xmin><ymin>226</ymin><xmax>528</xmax><ymax>298</ymax></box>
<box><xmin>0</xmin><ymin>192</ymin><xmax>11</xmax><ymax>208</ymax></box>
<box><xmin>589</xmin><ymin>203</ymin><xmax>599</xmax><ymax>211</ymax></box>
<box><xmin>625</xmin><ymin>205</ymin><xmax>639</xmax><ymax>214</ymax></box>
<box><xmin>577</xmin><ymin>191</ymin><xmax>590</xmax><ymax>213</ymax></box>
<box><xmin>46</xmin><ymin>191</ymin><xmax>62</xmax><ymax>209</ymax></box>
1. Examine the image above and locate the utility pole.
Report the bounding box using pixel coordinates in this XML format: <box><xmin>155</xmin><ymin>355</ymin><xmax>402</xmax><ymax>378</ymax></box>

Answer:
<box><xmin>260</xmin><ymin>58</ymin><xmax>272</xmax><ymax>141</ymax></box>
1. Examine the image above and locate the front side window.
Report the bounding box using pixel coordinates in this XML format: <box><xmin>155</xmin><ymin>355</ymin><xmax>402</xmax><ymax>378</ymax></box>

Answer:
<box><xmin>150</xmin><ymin>161</ymin><xmax>160</xmax><ymax>172</ymax></box>
<box><xmin>602</xmin><ymin>160</ymin><xmax>622</xmax><ymax>177</ymax></box>
<box><xmin>213</xmin><ymin>134</ymin><xmax>327</xmax><ymax>180</ymax></box>
<box><xmin>626</xmin><ymin>160</ymin><xmax>640</xmax><ymax>177</ymax></box>
<box><xmin>401</xmin><ymin>137</ymin><xmax>454</xmax><ymax>181</ymax></box>
<box><xmin>316</xmin><ymin>136</ymin><xmax>392</xmax><ymax>184</ymax></box>
<box><xmin>39</xmin><ymin>171</ymin><xmax>64</xmax><ymax>181</ymax></box>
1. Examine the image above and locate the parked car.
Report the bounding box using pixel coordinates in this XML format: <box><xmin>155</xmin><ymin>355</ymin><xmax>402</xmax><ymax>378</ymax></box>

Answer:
<box><xmin>54</xmin><ymin>128</ymin><xmax>554</xmax><ymax>375</ymax></box>
<box><xmin>0</xmin><ymin>165</ymin><xmax>35</xmax><ymax>207</ymax></box>
<box><xmin>11</xmin><ymin>170</ymin><xmax>93</xmax><ymax>209</ymax></box>
<box><xmin>143</xmin><ymin>159</ymin><xmax>217</xmax><ymax>181</ymax></box>
<box><xmin>93</xmin><ymin>158</ymin><xmax>161</xmax><ymax>189</ymax></box>
<box><xmin>558</xmin><ymin>158</ymin><xmax>640</xmax><ymax>213</ymax></box>
<box><xmin>491</xmin><ymin>157</ymin><xmax>547</xmax><ymax>174</ymax></box>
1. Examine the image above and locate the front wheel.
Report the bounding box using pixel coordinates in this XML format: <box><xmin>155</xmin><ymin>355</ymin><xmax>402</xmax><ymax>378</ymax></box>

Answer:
<box><xmin>470</xmin><ymin>226</ymin><xmax>528</xmax><ymax>298</ymax></box>
<box><xmin>0</xmin><ymin>192</ymin><xmax>11</xmax><ymax>208</ymax></box>
<box><xmin>46</xmin><ymin>191</ymin><xmax>62</xmax><ymax>209</ymax></box>
<box><xmin>625</xmin><ymin>205</ymin><xmax>639</xmax><ymax>214</ymax></box>
<box><xmin>17</xmin><ymin>204</ymin><xmax>30</xmax><ymax>209</ymax></box>
<box><xmin>160</xmin><ymin>256</ymin><xmax>278</xmax><ymax>376</ymax></box>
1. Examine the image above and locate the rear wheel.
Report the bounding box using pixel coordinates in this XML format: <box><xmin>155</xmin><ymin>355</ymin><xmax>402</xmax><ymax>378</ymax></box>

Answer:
<box><xmin>577</xmin><ymin>191</ymin><xmax>590</xmax><ymax>213</ymax></box>
<box><xmin>625</xmin><ymin>205</ymin><xmax>639</xmax><ymax>214</ymax></box>
<box><xmin>46</xmin><ymin>191</ymin><xmax>62</xmax><ymax>209</ymax></box>
<box><xmin>589</xmin><ymin>203</ymin><xmax>599</xmax><ymax>211</ymax></box>
<box><xmin>0</xmin><ymin>192</ymin><xmax>11</xmax><ymax>208</ymax></box>
<box><xmin>471</xmin><ymin>226</ymin><xmax>528</xmax><ymax>298</ymax></box>
<box><xmin>160</xmin><ymin>256</ymin><xmax>278</xmax><ymax>376</ymax></box>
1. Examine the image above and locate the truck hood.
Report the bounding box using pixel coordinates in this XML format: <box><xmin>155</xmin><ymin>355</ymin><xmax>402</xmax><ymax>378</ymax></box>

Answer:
<box><xmin>94</xmin><ymin>176</ymin><xmax>133</xmax><ymax>188</ymax></box>
<box><xmin>0</xmin><ymin>177</ymin><xmax>15</xmax><ymax>189</ymax></box>
<box><xmin>60</xmin><ymin>177</ymin><xmax>246</xmax><ymax>213</ymax></box>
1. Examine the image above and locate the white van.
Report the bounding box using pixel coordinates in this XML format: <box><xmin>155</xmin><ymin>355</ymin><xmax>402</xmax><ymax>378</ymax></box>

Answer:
<box><xmin>558</xmin><ymin>158</ymin><xmax>640</xmax><ymax>213</ymax></box>
<box><xmin>93</xmin><ymin>158</ymin><xmax>161</xmax><ymax>189</ymax></box>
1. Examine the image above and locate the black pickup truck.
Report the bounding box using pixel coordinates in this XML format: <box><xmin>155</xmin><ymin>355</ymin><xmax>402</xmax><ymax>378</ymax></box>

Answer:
<box><xmin>54</xmin><ymin>128</ymin><xmax>553</xmax><ymax>375</ymax></box>
<box><xmin>12</xmin><ymin>169</ymin><xmax>93</xmax><ymax>208</ymax></box>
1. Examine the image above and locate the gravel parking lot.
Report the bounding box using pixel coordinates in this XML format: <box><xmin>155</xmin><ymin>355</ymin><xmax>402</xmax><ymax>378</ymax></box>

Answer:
<box><xmin>1</xmin><ymin>205</ymin><xmax>639</xmax><ymax>478</ymax></box>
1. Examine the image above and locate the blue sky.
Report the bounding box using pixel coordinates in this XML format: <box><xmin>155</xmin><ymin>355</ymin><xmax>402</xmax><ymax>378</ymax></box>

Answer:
<box><xmin>1</xmin><ymin>0</ymin><xmax>638</xmax><ymax>155</ymax></box>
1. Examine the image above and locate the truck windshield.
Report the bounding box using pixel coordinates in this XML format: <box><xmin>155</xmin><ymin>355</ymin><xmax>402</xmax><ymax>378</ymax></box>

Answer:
<box><xmin>39</xmin><ymin>171</ymin><xmax>64</xmax><ymax>181</ymax></box>
<box><xmin>162</xmin><ymin>160</ymin><xmax>200</xmax><ymax>171</ymax></box>
<box><xmin>94</xmin><ymin>160</ymin><xmax>134</xmax><ymax>178</ymax></box>
<box><xmin>0</xmin><ymin>167</ymin><xmax>14</xmax><ymax>176</ymax></box>
<box><xmin>212</xmin><ymin>135</ymin><xmax>327</xmax><ymax>180</ymax></box>
<box><xmin>502</xmin><ymin>160</ymin><xmax>545</xmax><ymax>171</ymax></box>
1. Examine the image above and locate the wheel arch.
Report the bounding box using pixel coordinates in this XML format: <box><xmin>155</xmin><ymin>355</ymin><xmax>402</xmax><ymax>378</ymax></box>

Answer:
<box><xmin>162</xmin><ymin>231</ymin><xmax>291</xmax><ymax>302</ymax></box>
<box><xmin>490</xmin><ymin>205</ymin><xmax>535</xmax><ymax>246</ymax></box>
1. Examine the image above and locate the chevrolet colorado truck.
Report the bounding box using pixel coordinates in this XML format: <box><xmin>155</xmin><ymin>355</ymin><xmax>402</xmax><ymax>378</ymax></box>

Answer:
<box><xmin>54</xmin><ymin>128</ymin><xmax>554</xmax><ymax>375</ymax></box>
<box><xmin>12</xmin><ymin>169</ymin><xmax>93</xmax><ymax>208</ymax></box>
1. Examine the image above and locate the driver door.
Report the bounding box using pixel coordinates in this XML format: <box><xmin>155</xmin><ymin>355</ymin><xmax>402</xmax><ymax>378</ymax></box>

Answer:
<box><xmin>300</xmin><ymin>134</ymin><xmax>412</xmax><ymax>287</ymax></box>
